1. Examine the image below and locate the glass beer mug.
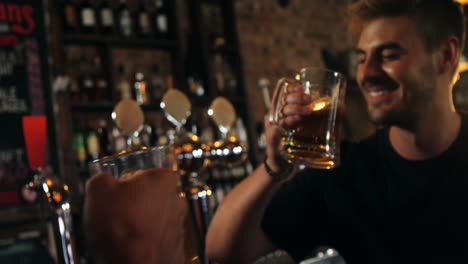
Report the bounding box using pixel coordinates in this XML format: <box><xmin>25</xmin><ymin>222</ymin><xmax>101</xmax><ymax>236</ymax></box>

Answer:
<box><xmin>88</xmin><ymin>145</ymin><xmax>203</xmax><ymax>263</ymax></box>
<box><xmin>272</xmin><ymin>67</ymin><xmax>346</xmax><ymax>169</ymax></box>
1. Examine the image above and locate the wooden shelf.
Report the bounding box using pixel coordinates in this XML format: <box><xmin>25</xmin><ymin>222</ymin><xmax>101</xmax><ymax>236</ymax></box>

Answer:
<box><xmin>71</xmin><ymin>102</ymin><xmax>162</xmax><ymax>112</ymax></box>
<box><xmin>63</xmin><ymin>34</ymin><xmax>178</xmax><ymax>50</ymax></box>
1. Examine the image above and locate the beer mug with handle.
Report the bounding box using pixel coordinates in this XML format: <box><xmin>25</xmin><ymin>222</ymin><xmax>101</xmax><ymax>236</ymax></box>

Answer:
<box><xmin>271</xmin><ymin>67</ymin><xmax>346</xmax><ymax>169</ymax></box>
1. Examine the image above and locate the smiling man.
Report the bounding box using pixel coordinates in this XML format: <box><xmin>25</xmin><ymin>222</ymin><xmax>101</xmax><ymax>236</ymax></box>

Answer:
<box><xmin>206</xmin><ymin>1</ymin><xmax>468</xmax><ymax>263</ymax></box>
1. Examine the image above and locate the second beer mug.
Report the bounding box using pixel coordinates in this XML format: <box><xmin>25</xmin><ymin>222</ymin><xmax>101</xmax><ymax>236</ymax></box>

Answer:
<box><xmin>272</xmin><ymin>67</ymin><xmax>346</xmax><ymax>169</ymax></box>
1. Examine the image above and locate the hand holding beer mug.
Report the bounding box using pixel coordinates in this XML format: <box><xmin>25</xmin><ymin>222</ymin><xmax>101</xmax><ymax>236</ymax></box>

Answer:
<box><xmin>271</xmin><ymin>67</ymin><xmax>346</xmax><ymax>169</ymax></box>
<box><xmin>85</xmin><ymin>146</ymin><xmax>202</xmax><ymax>264</ymax></box>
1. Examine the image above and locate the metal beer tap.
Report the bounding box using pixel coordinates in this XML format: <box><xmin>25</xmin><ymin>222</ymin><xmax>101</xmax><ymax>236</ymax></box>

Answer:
<box><xmin>160</xmin><ymin>90</ymin><xmax>212</xmax><ymax>230</ymax></box>
<box><xmin>26</xmin><ymin>168</ymin><xmax>77</xmax><ymax>264</ymax></box>
<box><xmin>159</xmin><ymin>90</ymin><xmax>250</xmax><ymax>264</ymax></box>
<box><xmin>22</xmin><ymin>116</ymin><xmax>77</xmax><ymax>264</ymax></box>
<box><xmin>206</xmin><ymin>96</ymin><xmax>248</xmax><ymax>166</ymax></box>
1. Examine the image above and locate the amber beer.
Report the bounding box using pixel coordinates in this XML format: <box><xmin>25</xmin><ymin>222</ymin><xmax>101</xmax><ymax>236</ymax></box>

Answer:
<box><xmin>273</xmin><ymin>67</ymin><xmax>346</xmax><ymax>169</ymax></box>
<box><xmin>281</xmin><ymin>96</ymin><xmax>344</xmax><ymax>169</ymax></box>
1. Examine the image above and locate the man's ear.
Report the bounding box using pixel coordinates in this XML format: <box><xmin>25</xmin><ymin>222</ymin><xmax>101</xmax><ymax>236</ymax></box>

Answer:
<box><xmin>435</xmin><ymin>36</ymin><xmax>460</xmax><ymax>74</ymax></box>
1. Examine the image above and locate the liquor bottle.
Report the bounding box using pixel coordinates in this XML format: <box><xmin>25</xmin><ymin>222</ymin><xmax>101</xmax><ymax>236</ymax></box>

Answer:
<box><xmin>62</xmin><ymin>0</ymin><xmax>79</xmax><ymax>33</ymax></box>
<box><xmin>155</xmin><ymin>126</ymin><xmax>169</xmax><ymax>146</ymax></box>
<box><xmin>224</xmin><ymin>59</ymin><xmax>238</xmax><ymax>97</ymax></box>
<box><xmin>111</xmin><ymin>126</ymin><xmax>127</xmax><ymax>154</ymax></box>
<box><xmin>73</xmin><ymin>124</ymin><xmax>87</xmax><ymax>172</ymax></box>
<box><xmin>149</xmin><ymin>64</ymin><xmax>166</xmax><ymax>102</ymax></box>
<box><xmin>79</xmin><ymin>0</ymin><xmax>97</xmax><ymax>34</ymax></box>
<box><xmin>212</xmin><ymin>38</ymin><xmax>238</xmax><ymax>97</ymax></box>
<box><xmin>93</xmin><ymin>57</ymin><xmax>109</xmax><ymax>102</ymax></box>
<box><xmin>96</xmin><ymin>119</ymin><xmax>111</xmax><ymax>156</ymax></box>
<box><xmin>98</xmin><ymin>0</ymin><xmax>114</xmax><ymax>35</ymax></box>
<box><xmin>116</xmin><ymin>64</ymin><xmax>132</xmax><ymax>100</ymax></box>
<box><xmin>204</xmin><ymin>4</ymin><xmax>224</xmax><ymax>50</ymax></box>
<box><xmin>79</xmin><ymin>60</ymin><xmax>95</xmax><ymax>102</ymax></box>
<box><xmin>69</xmin><ymin>77</ymin><xmax>81</xmax><ymax>102</ymax></box>
<box><xmin>150</xmin><ymin>0</ymin><xmax>168</xmax><ymax>39</ymax></box>
<box><xmin>117</xmin><ymin>0</ymin><xmax>132</xmax><ymax>37</ymax></box>
<box><xmin>86</xmin><ymin>129</ymin><xmax>101</xmax><ymax>161</ymax></box>
<box><xmin>140</xmin><ymin>123</ymin><xmax>156</xmax><ymax>147</ymax></box>
<box><xmin>212</xmin><ymin>53</ymin><xmax>225</xmax><ymax>94</ymax></box>
<box><xmin>136</xmin><ymin>0</ymin><xmax>151</xmax><ymax>37</ymax></box>
<box><xmin>133</xmin><ymin>71</ymin><xmax>149</xmax><ymax>105</ymax></box>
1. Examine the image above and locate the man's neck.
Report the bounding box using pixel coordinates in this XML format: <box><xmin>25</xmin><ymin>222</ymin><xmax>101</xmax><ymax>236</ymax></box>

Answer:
<box><xmin>389</xmin><ymin>110</ymin><xmax>461</xmax><ymax>160</ymax></box>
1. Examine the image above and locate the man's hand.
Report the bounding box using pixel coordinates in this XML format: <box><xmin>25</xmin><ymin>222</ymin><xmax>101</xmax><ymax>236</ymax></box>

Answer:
<box><xmin>83</xmin><ymin>168</ymin><xmax>201</xmax><ymax>264</ymax></box>
<box><xmin>265</xmin><ymin>79</ymin><xmax>312</xmax><ymax>172</ymax></box>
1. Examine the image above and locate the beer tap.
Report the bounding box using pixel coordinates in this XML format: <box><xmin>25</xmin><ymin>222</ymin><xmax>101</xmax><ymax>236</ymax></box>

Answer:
<box><xmin>22</xmin><ymin>116</ymin><xmax>77</xmax><ymax>264</ymax></box>
<box><xmin>207</xmin><ymin>96</ymin><xmax>248</xmax><ymax>166</ymax></box>
<box><xmin>159</xmin><ymin>90</ymin><xmax>249</xmax><ymax>264</ymax></box>
<box><xmin>111</xmin><ymin>99</ymin><xmax>146</xmax><ymax>152</ymax></box>
<box><xmin>160</xmin><ymin>89</ymin><xmax>212</xmax><ymax>263</ymax></box>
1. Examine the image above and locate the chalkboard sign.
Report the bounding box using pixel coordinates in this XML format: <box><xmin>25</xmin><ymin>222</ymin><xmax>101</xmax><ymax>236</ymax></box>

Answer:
<box><xmin>0</xmin><ymin>0</ymin><xmax>57</xmax><ymax>201</ymax></box>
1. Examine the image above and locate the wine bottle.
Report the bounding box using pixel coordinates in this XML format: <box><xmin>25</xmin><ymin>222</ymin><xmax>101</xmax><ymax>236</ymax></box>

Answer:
<box><xmin>111</xmin><ymin>126</ymin><xmax>127</xmax><ymax>154</ymax></box>
<box><xmin>79</xmin><ymin>59</ymin><xmax>95</xmax><ymax>102</ymax></box>
<box><xmin>136</xmin><ymin>0</ymin><xmax>151</xmax><ymax>37</ymax></box>
<box><xmin>212</xmin><ymin>43</ymin><xmax>237</xmax><ymax>97</ymax></box>
<box><xmin>62</xmin><ymin>0</ymin><xmax>79</xmax><ymax>33</ymax></box>
<box><xmin>133</xmin><ymin>70</ymin><xmax>149</xmax><ymax>105</ymax></box>
<box><xmin>117</xmin><ymin>0</ymin><xmax>132</xmax><ymax>37</ymax></box>
<box><xmin>79</xmin><ymin>0</ymin><xmax>97</xmax><ymax>34</ymax></box>
<box><xmin>151</xmin><ymin>0</ymin><xmax>168</xmax><ymax>39</ymax></box>
<box><xmin>73</xmin><ymin>123</ymin><xmax>87</xmax><ymax>172</ymax></box>
<box><xmin>140</xmin><ymin>123</ymin><xmax>156</xmax><ymax>147</ymax></box>
<box><xmin>116</xmin><ymin>64</ymin><xmax>132</xmax><ymax>100</ymax></box>
<box><xmin>96</xmin><ymin>119</ymin><xmax>111</xmax><ymax>156</ymax></box>
<box><xmin>98</xmin><ymin>0</ymin><xmax>114</xmax><ymax>35</ymax></box>
<box><xmin>86</xmin><ymin>129</ymin><xmax>100</xmax><ymax>161</ymax></box>
<box><xmin>93</xmin><ymin>57</ymin><xmax>108</xmax><ymax>102</ymax></box>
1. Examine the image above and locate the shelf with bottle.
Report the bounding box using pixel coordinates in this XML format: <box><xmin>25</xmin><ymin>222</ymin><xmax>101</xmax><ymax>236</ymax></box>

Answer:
<box><xmin>64</xmin><ymin>45</ymin><xmax>173</xmax><ymax>111</ymax></box>
<box><xmin>60</xmin><ymin>0</ymin><xmax>173</xmax><ymax>42</ymax></box>
<box><xmin>71</xmin><ymin>112</ymin><xmax>171</xmax><ymax>179</ymax></box>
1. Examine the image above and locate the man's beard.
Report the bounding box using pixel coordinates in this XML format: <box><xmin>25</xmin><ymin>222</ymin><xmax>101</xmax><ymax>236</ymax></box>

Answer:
<box><xmin>369</xmin><ymin>103</ymin><xmax>419</xmax><ymax>129</ymax></box>
<box><xmin>367</xmin><ymin>72</ymin><xmax>435</xmax><ymax>130</ymax></box>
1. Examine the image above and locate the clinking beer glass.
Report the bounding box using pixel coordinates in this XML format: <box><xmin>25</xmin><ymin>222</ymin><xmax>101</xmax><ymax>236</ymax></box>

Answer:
<box><xmin>271</xmin><ymin>67</ymin><xmax>346</xmax><ymax>169</ymax></box>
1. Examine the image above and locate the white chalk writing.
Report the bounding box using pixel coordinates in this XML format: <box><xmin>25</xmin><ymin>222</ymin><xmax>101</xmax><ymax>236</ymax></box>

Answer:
<box><xmin>0</xmin><ymin>86</ymin><xmax>28</xmax><ymax>113</ymax></box>
<box><xmin>0</xmin><ymin>148</ymin><xmax>23</xmax><ymax>162</ymax></box>
<box><xmin>0</xmin><ymin>45</ymin><xmax>24</xmax><ymax>78</ymax></box>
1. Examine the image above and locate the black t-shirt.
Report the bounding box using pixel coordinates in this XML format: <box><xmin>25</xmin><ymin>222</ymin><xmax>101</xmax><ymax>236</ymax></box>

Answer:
<box><xmin>262</xmin><ymin>115</ymin><xmax>468</xmax><ymax>264</ymax></box>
